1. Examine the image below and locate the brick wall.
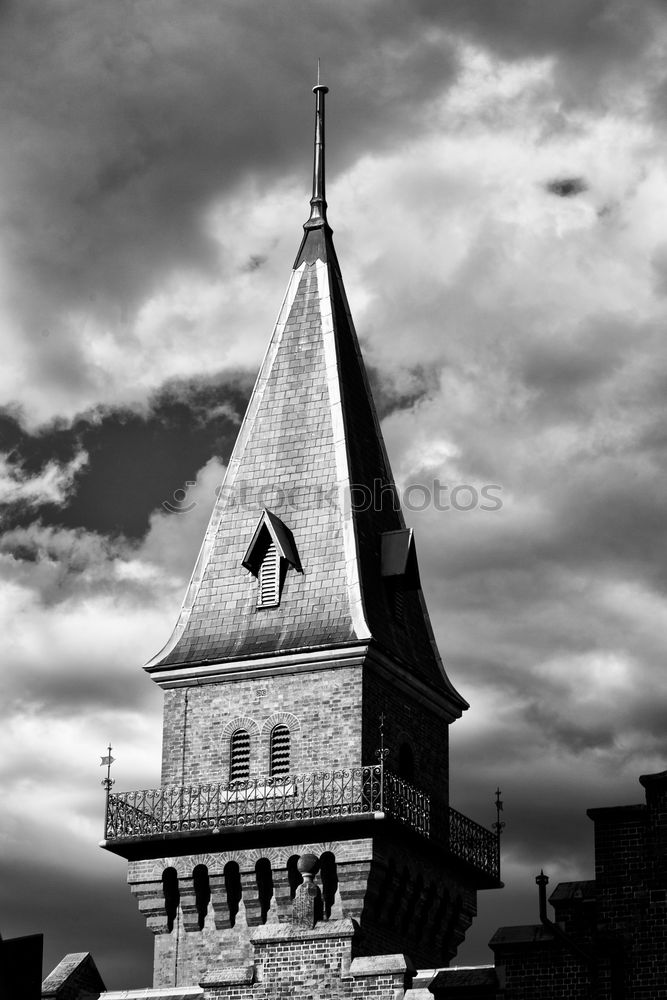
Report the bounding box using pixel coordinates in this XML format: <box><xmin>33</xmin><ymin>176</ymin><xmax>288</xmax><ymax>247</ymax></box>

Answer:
<box><xmin>589</xmin><ymin>774</ymin><xmax>667</xmax><ymax>1000</ymax></box>
<box><xmin>361</xmin><ymin>664</ymin><xmax>449</xmax><ymax>808</ymax></box>
<box><xmin>491</xmin><ymin>771</ymin><xmax>667</xmax><ymax>1000</ymax></box>
<box><xmin>161</xmin><ymin>665</ymin><xmax>362</xmax><ymax>785</ymax></box>
<box><xmin>129</xmin><ymin>826</ymin><xmax>477</xmax><ymax>986</ymax></box>
<box><xmin>498</xmin><ymin>942</ymin><xmax>591</xmax><ymax>1000</ymax></box>
<box><xmin>200</xmin><ymin>922</ymin><xmax>414</xmax><ymax>1000</ymax></box>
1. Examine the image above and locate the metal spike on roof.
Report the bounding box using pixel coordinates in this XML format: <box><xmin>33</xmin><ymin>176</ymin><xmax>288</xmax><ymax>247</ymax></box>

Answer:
<box><xmin>304</xmin><ymin>63</ymin><xmax>329</xmax><ymax>231</ymax></box>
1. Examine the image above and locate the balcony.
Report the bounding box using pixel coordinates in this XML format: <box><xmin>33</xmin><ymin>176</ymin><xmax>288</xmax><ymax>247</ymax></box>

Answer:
<box><xmin>102</xmin><ymin>765</ymin><xmax>500</xmax><ymax>885</ymax></box>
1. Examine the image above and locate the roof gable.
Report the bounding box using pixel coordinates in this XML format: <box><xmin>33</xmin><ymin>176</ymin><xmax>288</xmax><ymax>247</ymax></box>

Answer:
<box><xmin>242</xmin><ymin>509</ymin><xmax>301</xmax><ymax>574</ymax></box>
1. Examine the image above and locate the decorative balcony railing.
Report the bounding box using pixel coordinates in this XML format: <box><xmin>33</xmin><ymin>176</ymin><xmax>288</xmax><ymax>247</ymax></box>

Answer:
<box><xmin>449</xmin><ymin>805</ymin><xmax>499</xmax><ymax>880</ymax></box>
<box><xmin>104</xmin><ymin>765</ymin><xmax>499</xmax><ymax>882</ymax></box>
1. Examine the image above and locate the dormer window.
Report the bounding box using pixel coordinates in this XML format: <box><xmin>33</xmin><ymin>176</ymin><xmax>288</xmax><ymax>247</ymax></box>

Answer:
<box><xmin>242</xmin><ymin>509</ymin><xmax>301</xmax><ymax>609</ymax></box>
<box><xmin>381</xmin><ymin>528</ymin><xmax>420</xmax><ymax>627</ymax></box>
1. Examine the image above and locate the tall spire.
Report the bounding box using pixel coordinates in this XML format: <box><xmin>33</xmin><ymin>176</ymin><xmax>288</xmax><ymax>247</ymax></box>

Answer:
<box><xmin>146</xmin><ymin>76</ymin><xmax>467</xmax><ymax>721</ymax></box>
<box><xmin>304</xmin><ymin>65</ymin><xmax>329</xmax><ymax>231</ymax></box>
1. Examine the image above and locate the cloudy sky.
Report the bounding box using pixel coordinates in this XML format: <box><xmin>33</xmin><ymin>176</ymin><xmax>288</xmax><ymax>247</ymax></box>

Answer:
<box><xmin>2</xmin><ymin>0</ymin><xmax>667</xmax><ymax>988</ymax></box>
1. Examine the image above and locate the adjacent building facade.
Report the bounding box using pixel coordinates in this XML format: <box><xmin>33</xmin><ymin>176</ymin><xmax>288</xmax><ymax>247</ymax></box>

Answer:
<box><xmin>486</xmin><ymin>769</ymin><xmax>667</xmax><ymax>1000</ymax></box>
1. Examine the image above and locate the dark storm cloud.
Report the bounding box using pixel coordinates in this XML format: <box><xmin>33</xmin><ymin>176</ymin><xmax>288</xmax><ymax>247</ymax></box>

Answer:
<box><xmin>0</xmin><ymin>371</ymin><xmax>253</xmax><ymax>539</ymax></box>
<box><xmin>518</xmin><ymin>318</ymin><xmax>624</xmax><ymax>400</ymax></box>
<box><xmin>546</xmin><ymin>177</ymin><xmax>588</xmax><ymax>198</ymax></box>
<box><xmin>366</xmin><ymin>363</ymin><xmax>439</xmax><ymax>420</ymax></box>
<box><xmin>3</xmin><ymin>848</ymin><xmax>153</xmax><ymax>988</ymax></box>
<box><xmin>1</xmin><ymin>0</ymin><xmax>661</xmax><ymax>359</ymax></box>
<box><xmin>243</xmin><ymin>254</ymin><xmax>269</xmax><ymax>273</ymax></box>
<box><xmin>0</xmin><ymin>632</ymin><xmax>160</xmax><ymax>716</ymax></box>
<box><xmin>0</xmin><ymin>359</ymin><xmax>432</xmax><ymax>545</ymax></box>
<box><xmin>0</xmin><ymin>0</ymin><xmax>460</xmax><ymax>339</ymax></box>
<box><xmin>419</xmin><ymin>0</ymin><xmax>662</xmax><ymax>86</ymax></box>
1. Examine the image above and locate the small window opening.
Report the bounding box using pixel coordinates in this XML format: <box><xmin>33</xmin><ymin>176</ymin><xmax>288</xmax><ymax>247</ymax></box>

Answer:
<box><xmin>269</xmin><ymin>724</ymin><xmax>290</xmax><ymax>776</ymax></box>
<box><xmin>255</xmin><ymin>858</ymin><xmax>274</xmax><ymax>924</ymax></box>
<box><xmin>374</xmin><ymin>858</ymin><xmax>396</xmax><ymax>922</ymax></box>
<box><xmin>224</xmin><ymin>861</ymin><xmax>242</xmax><ymax>928</ymax></box>
<box><xmin>193</xmin><ymin>864</ymin><xmax>210</xmax><ymax>930</ymax></box>
<box><xmin>428</xmin><ymin>887</ymin><xmax>450</xmax><ymax>946</ymax></box>
<box><xmin>258</xmin><ymin>540</ymin><xmax>280</xmax><ymax>608</ymax></box>
<box><xmin>162</xmin><ymin>867</ymin><xmax>180</xmax><ymax>933</ymax></box>
<box><xmin>287</xmin><ymin>854</ymin><xmax>303</xmax><ymax>899</ymax></box>
<box><xmin>320</xmin><ymin>851</ymin><xmax>338</xmax><ymax>919</ymax></box>
<box><xmin>230</xmin><ymin>728</ymin><xmax>250</xmax><ymax>782</ymax></box>
<box><xmin>402</xmin><ymin>873</ymin><xmax>423</xmax><ymax>934</ymax></box>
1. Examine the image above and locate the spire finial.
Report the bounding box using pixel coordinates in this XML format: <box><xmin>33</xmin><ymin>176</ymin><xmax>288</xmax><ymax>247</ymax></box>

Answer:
<box><xmin>304</xmin><ymin>65</ymin><xmax>329</xmax><ymax>230</ymax></box>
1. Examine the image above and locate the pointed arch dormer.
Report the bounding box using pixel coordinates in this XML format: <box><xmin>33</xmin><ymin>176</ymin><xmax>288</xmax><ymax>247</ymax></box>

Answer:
<box><xmin>242</xmin><ymin>509</ymin><xmax>301</xmax><ymax>609</ymax></box>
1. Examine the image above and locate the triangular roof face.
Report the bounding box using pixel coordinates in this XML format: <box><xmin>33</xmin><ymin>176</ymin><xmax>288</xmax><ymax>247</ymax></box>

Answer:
<box><xmin>42</xmin><ymin>952</ymin><xmax>106</xmax><ymax>998</ymax></box>
<box><xmin>146</xmin><ymin>85</ymin><xmax>466</xmax><ymax>716</ymax></box>
<box><xmin>242</xmin><ymin>509</ymin><xmax>300</xmax><ymax>573</ymax></box>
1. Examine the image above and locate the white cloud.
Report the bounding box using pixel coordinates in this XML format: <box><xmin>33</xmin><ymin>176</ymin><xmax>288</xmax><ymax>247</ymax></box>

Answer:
<box><xmin>0</xmin><ymin>450</ymin><xmax>88</xmax><ymax>505</ymax></box>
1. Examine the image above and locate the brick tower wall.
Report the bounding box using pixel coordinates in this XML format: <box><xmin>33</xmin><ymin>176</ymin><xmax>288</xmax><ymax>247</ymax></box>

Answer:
<box><xmin>160</xmin><ymin>664</ymin><xmax>363</xmax><ymax>785</ymax></box>
<box><xmin>361</xmin><ymin>665</ymin><xmax>450</xmax><ymax>807</ymax></box>
<box><xmin>130</xmin><ymin>834</ymin><xmax>477</xmax><ymax>987</ymax></box>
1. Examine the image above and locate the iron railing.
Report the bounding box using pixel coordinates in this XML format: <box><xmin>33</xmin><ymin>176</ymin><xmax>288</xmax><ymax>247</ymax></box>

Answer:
<box><xmin>449</xmin><ymin>805</ymin><xmax>500</xmax><ymax>880</ymax></box>
<box><xmin>104</xmin><ymin>766</ymin><xmax>498</xmax><ymax>881</ymax></box>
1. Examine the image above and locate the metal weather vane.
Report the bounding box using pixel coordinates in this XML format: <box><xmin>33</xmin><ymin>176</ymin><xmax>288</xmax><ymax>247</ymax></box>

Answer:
<box><xmin>100</xmin><ymin>744</ymin><xmax>115</xmax><ymax>839</ymax></box>
<box><xmin>100</xmin><ymin>744</ymin><xmax>115</xmax><ymax>791</ymax></box>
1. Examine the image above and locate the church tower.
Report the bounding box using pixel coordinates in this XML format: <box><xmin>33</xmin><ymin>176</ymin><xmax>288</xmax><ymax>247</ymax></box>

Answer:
<box><xmin>101</xmin><ymin>80</ymin><xmax>501</xmax><ymax>994</ymax></box>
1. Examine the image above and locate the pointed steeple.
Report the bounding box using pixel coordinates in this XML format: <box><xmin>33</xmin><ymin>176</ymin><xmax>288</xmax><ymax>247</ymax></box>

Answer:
<box><xmin>146</xmin><ymin>80</ymin><xmax>467</xmax><ymax>721</ymax></box>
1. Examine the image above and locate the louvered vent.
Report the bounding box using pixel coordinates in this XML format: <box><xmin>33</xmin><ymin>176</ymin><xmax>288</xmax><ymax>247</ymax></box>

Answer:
<box><xmin>258</xmin><ymin>541</ymin><xmax>280</xmax><ymax>608</ymax></box>
<box><xmin>270</xmin><ymin>724</ymin><xmax>290</xmax><ymax>776</ymax></box>
<box><xmin>230</xmin><ymin>728</ymin><xmax>250</xmax><ymax>782</ymax></box>
<box><xmin>393</xmin><ymin>586</ymin><xmax>406</xmax><ymax>628</ymax></box>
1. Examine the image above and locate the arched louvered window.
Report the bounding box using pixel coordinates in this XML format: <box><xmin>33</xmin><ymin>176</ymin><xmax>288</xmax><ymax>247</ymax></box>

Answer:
<box><xmin>230</xmin><ymin>728</ymin><xmax>250</xmax><ymax>782</ymax></box>
<box><xmin>269</xmin><ymin>724</ymin><xmax>290</xmax><ymax>776</ymax></box>
<box><xmin>258</xmin><ymin>540</ymin><xmax>280</xmax><ymax>608</ymax></box>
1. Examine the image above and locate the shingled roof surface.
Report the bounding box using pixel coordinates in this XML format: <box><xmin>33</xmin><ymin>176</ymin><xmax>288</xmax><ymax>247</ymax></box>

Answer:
<box><xmin>147</xmin><ymin>88</ymin><xmax>466</xmax><ymax>706</ymax></box>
